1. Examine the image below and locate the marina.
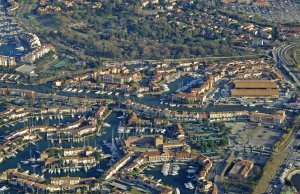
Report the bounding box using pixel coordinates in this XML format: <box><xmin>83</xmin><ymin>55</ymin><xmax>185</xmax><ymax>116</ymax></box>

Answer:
<box><xmin>144</xmin><ymin>164</ymin><xmax>196</xmax><ymax>194</ymax></box>
<box><xmin>0</xmin><ymin>0</ymin><xmax>299</xmax><ymax>192</ymax></box>
<box><xmin>0</xmin><ymin>111</ymin><xmax>121</xmax><ymax>179</ymax></box>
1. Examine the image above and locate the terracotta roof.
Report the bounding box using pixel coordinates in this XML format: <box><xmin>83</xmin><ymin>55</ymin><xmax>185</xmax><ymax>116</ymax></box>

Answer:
<box><xmin>231</xmin><ymin>89</ymin><xmax>279</xmax><ymax>96</ymax></box>
<box><xmin>234</xmin><ymin>79</ymin><xmax>277</xmax><ymax>89</ymax></box>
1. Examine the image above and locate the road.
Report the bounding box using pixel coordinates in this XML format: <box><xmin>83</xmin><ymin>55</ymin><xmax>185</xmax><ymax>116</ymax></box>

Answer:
<box><xmin>263</xmin><ymin>42</ymin><xmax>300</xmax><ymax>193</ymax></box>
<box><xmin>104</xmin><ymin>54</ymin><xmax>265</xmax><ymax>66</ymax></box>
<box><xmin>273</xmin><ymin>41</ymin><xmax>300</xmax><ymax>91</ymax></box>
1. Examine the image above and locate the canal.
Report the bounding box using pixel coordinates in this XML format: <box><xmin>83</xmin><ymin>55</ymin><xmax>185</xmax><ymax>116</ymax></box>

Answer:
<box><xmin>0</xmin><ymin>111</ymin><xmax>122</xmax><ymax>192</ymax></box>
<box><xmin>144</xmin><ymin>164</ymin><xmax>195</xmax><ymax>194</ymax></box>
<box><xmin>0</xmin><ymin>78</ymin><xmax>291</xmax><ymax>192</ymax></box>
<box><xmin>0</xmin><ymin>82</ymin><xmax>278</xmax><ymax>114</ymax></box>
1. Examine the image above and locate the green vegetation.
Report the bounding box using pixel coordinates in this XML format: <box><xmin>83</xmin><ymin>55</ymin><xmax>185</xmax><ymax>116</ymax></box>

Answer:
<box><xmin>284</xmin><ymin>43</ymin><xmax>300</xmax><ymax>70</ymax></box>
<box><xmin>93</xmin><ymin>151</ymin><xmax>102</xmax><ymax>161</ymax></box>
<box><xmin>223</xmin><ymin>179</ymin><xmax>254</xmax><ymax>194</ymax></box>
<box><xmin>253</xmin><ymin>149</ymin><xmax>289</xmax><ymax>194</ymax></box>
<box><xmin>223</xmin><ymin>165</ymin><xmax>262</xmax><ymax>193</ymax></box>
<box><xmin>21</xmin><ymin>0</ymin><xmax>256</xmax><ymax>61</ymax></box>
<box><xmin>184</xmin><ymin>122</ymin><xmax>231</xmax><ymax>154</ymax></box>
<box><xmin>292</xmin><ymin>47</ymin><xmax>300</xmax><ymax>69</ymax></box>
<box><xmin>273</xmin><ymin>128</ymin><xmax>293</xmax><ymax>152</ymax></box>
<box><xmin>130</xmin><ymin>187</ymin><xmax>144</xmax><ymax>194</ymax></box>
<box><xmin>46</xmin><ymin>148</ymin><xmax>63</xmax><ymax>158</ymax></box>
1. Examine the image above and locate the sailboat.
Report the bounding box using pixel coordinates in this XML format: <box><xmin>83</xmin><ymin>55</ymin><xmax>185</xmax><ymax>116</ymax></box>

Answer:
<box><xmin>117</xmin><ymin>121</ymin><xmax>125</xmax><ymax>133</ymax></box>
<box><xmin>36</xmin><ymin>143</ymin><xmax>41</xmax><ymax>154</ymax></box>
<box><xmin>103</xmin><ymin>123</ymin><xmax>111</xmax><ymax>127</ymax></box>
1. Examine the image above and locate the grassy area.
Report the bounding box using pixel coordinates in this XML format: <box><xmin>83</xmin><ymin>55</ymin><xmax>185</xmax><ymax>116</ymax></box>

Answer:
<box><xmin>221</xmin><ymin>154</ymin><xmax>234</xmax><ymax>184</ymax></box>
<box><xmin>34</xmin><ymin>52</ymin><xmax>57</xmax><ymax>67</ymax></box>
<box><xmin>253</xmin><ymin>149</ymin><xmax>289</xmax><ymax>194</ymax></box>
<box><xmin>183</xmin><ymin>122</ymin><xmax>231</xmax><ymax>155</ymax></box>
<box><xmin>293</xmin><ymin>47</ymin><xmax>300</xmax><ymax>69</ymax></box>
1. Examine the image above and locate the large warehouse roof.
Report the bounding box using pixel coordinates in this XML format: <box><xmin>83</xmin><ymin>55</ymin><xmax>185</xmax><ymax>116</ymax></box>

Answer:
<box><xmin>234</xmin><ymin>79</ymin><xmax>277</xmax><ymax>89</ymax></box>
<box><xmin>231</xmin><ymin>89</ymin><xmax>279</xmax><ymax>97</ymax></box>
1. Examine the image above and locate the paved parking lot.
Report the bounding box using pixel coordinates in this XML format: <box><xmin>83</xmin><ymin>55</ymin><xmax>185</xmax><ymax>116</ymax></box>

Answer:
<box><xmin>229</xmin><ymin>122</ymin><xmax>283</xmax><ymax>149</ymax></box>
<box><xmin>226</xmin><ymin>122</ymin><xmax>284</xmax><ymax>164</ymax></box>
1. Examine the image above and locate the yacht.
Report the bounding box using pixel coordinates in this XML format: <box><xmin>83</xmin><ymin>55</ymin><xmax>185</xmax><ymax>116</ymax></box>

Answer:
<box><xmin>21</xmin><ymin>160</ymin><xmax>29</xmax><ymax>164</ymax></box>
<box><xmin>187</xmin><ymin>182</ymin><xmax>194</xmax><ymax>189</ymax></box>
<box><xmin>169</xmin><ymin>103</ymin><xmax>176</xmax><ymax>107</ymax></box>
<box><xmin>186</xmin><ymin>169</ymin><xmax>196</xmax><ymax>173</ymax></box>
<box><xmin>15</xmin><ymin>42</ymin><xmax>24</xmax><ymax>52</ymax></box>
<box><xmin>173</xmin><ymin>165</ymin><xmax>180</xmax><ymax>170</ymax></box>
<box><xmin>0</xmin><ymin>186</ymin><xmax>8</xmax><ymax>191</ymax></box>
<box><xmin>103</xmin><ymin>123</ymin><xmax>111</xmax><ymax>127</ymax></box>
<box><xmin>136</xmin><ymin>93</ymin><xmax>144</xmax><ymax>98</ymax></box>
<box><xmin>184</xmin><ymin>183</ymin><xmax>189</xmax><ymax>189</ymax></box>
<box><xmin>249</xmin><ymin>103</ymin><xmax>255</xmax><ymax>107</ymax></box>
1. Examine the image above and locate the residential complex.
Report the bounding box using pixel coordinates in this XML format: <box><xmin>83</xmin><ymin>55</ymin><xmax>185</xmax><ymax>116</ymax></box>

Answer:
<box><xmin>0</xmin><ymin>0</ymin><xmax>299</xmax><ymax>193</ymax></box>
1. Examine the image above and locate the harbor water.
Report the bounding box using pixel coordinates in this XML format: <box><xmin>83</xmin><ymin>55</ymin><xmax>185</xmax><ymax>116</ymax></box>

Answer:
<box><xmin>290</xmin><ymin>173</ymin><xmax>300</xmax><ymax>192</ymax></box>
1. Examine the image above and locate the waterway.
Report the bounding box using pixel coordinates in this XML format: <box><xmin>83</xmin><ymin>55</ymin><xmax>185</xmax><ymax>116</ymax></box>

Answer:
<box><xmin>0</xmin><ymin>77</ymin><xmax>291</xmax><ymax>192</ymax></box>
<box><xmin>0</xmin><ymin>111</ymin><xmax>121</xmax><ymax>193</ymax></box>
<box><xmin>290</xmin><ymin>173</ymin><xmax>300</xmax><ymax>192</ymax></box>
<box><xmin>0</xmin><ymin>43</ymin><xmax>22</xmax><ymax>56</ymax></box>
<box><xmin>0</xmin><ymin>81</ymin><xmax>278</xmax><ymax>114</ymax></box>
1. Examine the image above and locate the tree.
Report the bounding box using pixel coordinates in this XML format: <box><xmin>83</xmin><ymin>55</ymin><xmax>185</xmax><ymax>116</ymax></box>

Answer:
<box><xmin>94</xmin><ymin>152</ymin><xmax>102</xmax><ymax>161</ymax></box>
<box><xmin>130</xmin><ymin>187</ymin><xmax>143</xmax><ymax>194</ymax></box>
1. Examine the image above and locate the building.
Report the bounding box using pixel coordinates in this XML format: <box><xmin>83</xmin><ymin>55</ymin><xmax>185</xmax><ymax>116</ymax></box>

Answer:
<box><xmin>250</xmin><ymin>110</ymin><xmax>285</xmax><ymax>125</ymax></box>
<box><xmin>63</xmin><ymin>146</ymin><xmax>94</xmax><ymax>157</ymax></box>
<box><xmin>231</xmin><ymin>79</ymin><xmax>279</xmax><ymax>97</ymax></box>
<box><xmin>50</xmin><ymin>177</ymin><xmax>95</xmax><ymax>185</ymax></box>
<box><xmin>209</xmin><ymin>111</ymin><xmax>249</xmax><ymax>121</ymax></box>
<box><xmin>124</xmin><ymin>135</ymin><xmax>164</xmax><ymax>150</ymax></box>
<box><xmin>20</xmin><ymin>33</ymin><xmax>41</xmax><ymax>49</ymax></box>
<box><xmin>0</xmin><ymin>55</ymin><xmax>16</xmax><ymax>67</ymax></box>
<box><xmin>105</xmin><ymin>152</ymin><xmax>134</xmax><ymax>180</ymax></box>
<box><xmin>228</xmin><ymin>159</ymin><xmax>254</xmax><ymax>179</ymax></box>
<box><xmin>176</xmin><ymin>123</ymin><xmax>185</xmax><ymax>140</ymax></box>
<box><xmin>63</xmin><ymin>156</ymin><xmax>96</xmax><ymax>165</ymax></box>
<box><xmin>128</xmin><ymin>112</ymin><xmax>151</xmax><ymax>125</ymax></box>
<box><xmin>20</xmin><ymin>44</ymin><xmax>55</xmax><ymax>63</ymax></box>
<box><xmin>125</xmin><ymin>148</ymin><xmax>213</xmax><ymax>189</ymax></box>
<box><xmin>172</xmin><ymin>92</ymin><xmax>206</xmax><ymax>104</ymax></box>
<box><xmin>15</xmin><ymin>64</ymin><xmax>36</xmax><ymax>76</ymax></box>
<box><xmin>252</xmin><ymin>0</ymin><xmax>269</xmax><ymax>6</ymax></box>
<box><xmin>96</xmin><ymin>105</ymin><xmax>107</xmax><ymax>119</ymax></box>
